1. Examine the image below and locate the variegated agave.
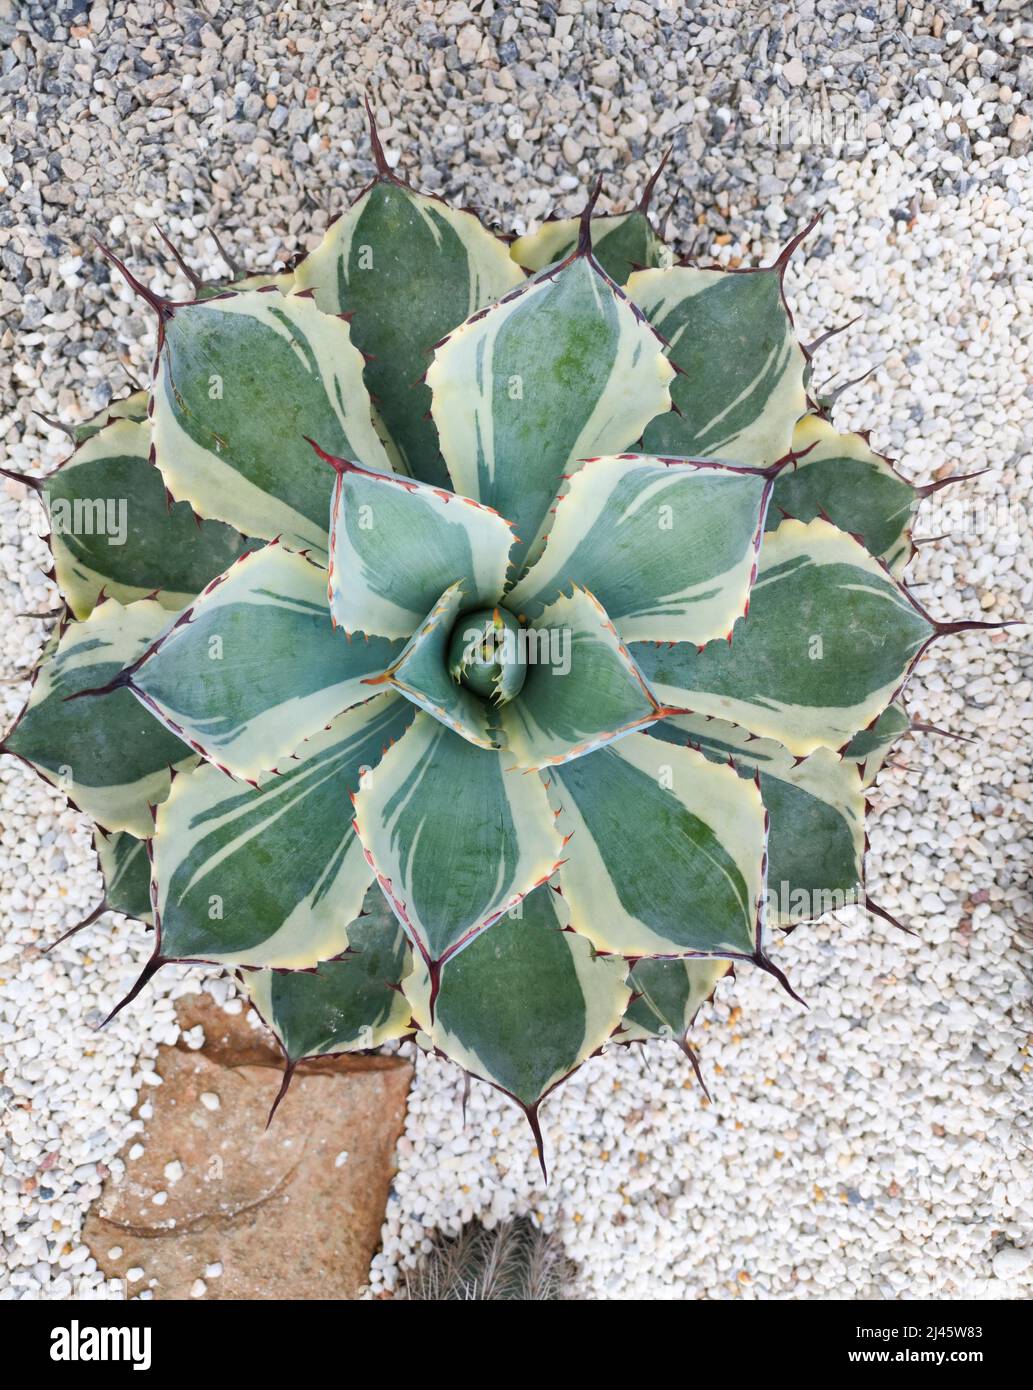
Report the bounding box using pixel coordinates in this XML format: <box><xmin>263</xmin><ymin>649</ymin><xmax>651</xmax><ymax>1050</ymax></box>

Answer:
<box><xmin>2</xmin><ymin>114</ymin><xmax>995</xmax><ymax>1174</ymax></box>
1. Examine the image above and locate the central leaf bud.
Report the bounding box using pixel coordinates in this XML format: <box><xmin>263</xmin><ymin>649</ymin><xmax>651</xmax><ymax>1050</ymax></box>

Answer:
<box><xmin>448</xmin><ymin>607</ymin><xmax>527</xmax><ymax>706</ymax></box>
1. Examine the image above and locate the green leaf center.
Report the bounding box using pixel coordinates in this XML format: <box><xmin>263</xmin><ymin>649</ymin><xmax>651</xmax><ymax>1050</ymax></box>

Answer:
<box><xmin>447</xmin><ymin>606</ymin><xmax>527</xmax><ymax>706</ymax></box>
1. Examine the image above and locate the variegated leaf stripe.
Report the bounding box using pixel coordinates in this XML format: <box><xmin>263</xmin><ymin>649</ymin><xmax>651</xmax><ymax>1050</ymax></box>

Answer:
<box><xmin>628</xmin><ymin>265</ymin><xmax>806</xmax><ymax>467</ymax></box>
<box><xmin>548</xmin><ymin>730</ymin><xmax>767</xmax><ymax>958</ymax></box>
<box><xmin>510</xmin><ymin>210</ymin><xmax>671</xmax><ymax>285</ymax></box>
<box><xmin>1</xmin><ymin>599</ymin><xmax>193</xmax><ymax>836</ymax></box>
<box><xmin>294</xmin><ymin>180</ymin><xmax>525</xmax><ymax>488</ymax></box>
<box><xmin>44</xmin><ymin>418</ymin><xmax>253</xmax><ymax>620</ymax></box>
<box><xmin>622</xmin><ymin>958</ymin><xmax>730</xmax><ymax>1042</ymax></box>
<box><xmin>371</xmin><ymin>582</ymin><xmax>499</xmax><ymax>750</ymax></box>
<box><xmin>352</xmin><ymin>711</ymin><xmax>562</xmax><ymax>968</ymax></box>
<box><xmin>326</xmin><ymin>453</ymin><xmax>515</xmax><ymax>639</ymax></box>
<box><xmin>126</xmin><ymin>542</ymin><xmax>403</xmax><ymax>783</ymax></box>
<box><xmin>245</xmin><ymin>885</ymin><xmax>413</xmax><ymax>1058</ymax></box>
<box><xmin>427</xmin><ymin>252</ymin><xmax>675</xmax><ymax>572</ymax></box>
<box><xmin>843</xmin><ymin>700</ymin><xmax>910</xmax><ymax>785</ymax></box>
<box><xmin>632</xmin><ymin>518</ymin><xmax>935</xmax><ymax>757</ymax></box>
<box><xmin>403</xmin><ymin>884</ymin><xmax>630</xmax><ymax>1108</ymax></box>
<box><xmin>651</xmin><ymin>712</ymin><xmax>865</xmax><ymax>926</ymax></box>
<box><xmin>508</xmin><ymin>454</ymin><xmax>772</xmax><ymax>645</ymax></box>
<box><xmin>195</xmin><ymin>269</ymin><xmax>296</xmax><ymax>301</ymax></box>
<box><xmin>152</xmin><ymin>695</ymin><xmax>413</xmax><ymax>968</ymax></box>
<box><xmin>499</xmin><ymin>586</ymin><xmax>665</xmax><ymax>770</ymax></box>
<box><xmin>771</xmin><ymin>415</ymin><xmax>917</xmax><ymax>576</ymax></box>
<box><xmin>151</xmin><ymin>287</ymin><xmax>390</xmax><ymax>553</ymax></box>
<box><xmin>95</xmin><ymin>828</ymin><xmax>154</xmax><ymax>922</ymax></box>
<box><xmin>73</xmin><ymin>389</ymin><xmax>149</xmax><ymax>444</ymax></box>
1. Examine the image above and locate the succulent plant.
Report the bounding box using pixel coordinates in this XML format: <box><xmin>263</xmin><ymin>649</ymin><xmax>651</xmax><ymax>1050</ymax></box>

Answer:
<box><xmin>1</xmin><ymin>108</ymin><xmax>1001</xmax><ymax>1176</ymax></box>
<box><xmin>400</xmin><ymin>1217</ymin><xmax>574</xmax><ymax>1300</ymax></box>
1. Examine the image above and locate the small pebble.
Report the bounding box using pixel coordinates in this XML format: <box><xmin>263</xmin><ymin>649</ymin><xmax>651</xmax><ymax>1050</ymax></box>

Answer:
<box><xmin>993</xmin><ymin>1246</ymin><xmax>1032</xmax><ymax>1279</ymax></box>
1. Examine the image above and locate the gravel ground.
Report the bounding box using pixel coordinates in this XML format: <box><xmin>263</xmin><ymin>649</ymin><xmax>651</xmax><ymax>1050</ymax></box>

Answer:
<box><xmin>1</xmin><ymin>1</ymin><xmax>1030</xmax><ymax>1300</ymax></box>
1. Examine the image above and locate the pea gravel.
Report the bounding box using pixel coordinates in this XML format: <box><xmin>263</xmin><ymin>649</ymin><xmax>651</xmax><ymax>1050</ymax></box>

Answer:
<box><xmin>1</xmin><ymin>0</ymin><xmax>1030</xmax><ymax>1301</ymax></box>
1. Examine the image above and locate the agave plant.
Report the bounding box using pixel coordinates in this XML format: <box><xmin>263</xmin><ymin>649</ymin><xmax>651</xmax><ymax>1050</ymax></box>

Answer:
<box><xmin>1</xmin><ymin>108</ymin><xmax>997</xmax><ymax>1175</ymax></box>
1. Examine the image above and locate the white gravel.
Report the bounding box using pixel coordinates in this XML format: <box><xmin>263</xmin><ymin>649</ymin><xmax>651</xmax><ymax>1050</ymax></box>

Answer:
<box><xmin>1</xmin><ymin>2</ymin><xmax>1031</xmax><ymax>1300</ymax></box>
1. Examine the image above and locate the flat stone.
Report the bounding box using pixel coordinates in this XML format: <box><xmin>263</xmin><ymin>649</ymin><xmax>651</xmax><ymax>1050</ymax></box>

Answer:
<box><xmin>84</xmin><ymin>997</ymin><xmax>412</xmax><ymax>1299</ymax></box>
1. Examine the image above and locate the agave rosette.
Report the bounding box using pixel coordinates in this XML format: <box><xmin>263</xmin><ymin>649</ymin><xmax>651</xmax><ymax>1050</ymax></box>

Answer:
<box><xmin>1</xmin><ymin>115</ymin><xmax>995</xmax><ymax>1169</ymax></box>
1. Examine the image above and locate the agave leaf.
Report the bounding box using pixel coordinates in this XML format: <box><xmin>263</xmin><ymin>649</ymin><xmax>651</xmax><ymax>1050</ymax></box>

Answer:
<box><xmin>352</xmin><ymin>712</ymin><xmax>562</xmax><ymax>972</ymax></box>
<box><xmin>324</xmin><ymin>451</ymin><xmax>515</xmax><ymax>639</ymax></box>
<box><xmin>372</xmin><ymin>582</ymin><xmax>499</xmax><ymax>750</ymax></box>
<box><xmin>1</xmin><ymin>600</ymin><xmax>193</xmax><ymax>835</ymax></box>
<box><xmin>72</xmin><ymin>389</ymin><xmax>149</xmax><ymax>444</ymax></box>
<box><xmin>124</xmin><ymin>543</ymin><xmax>402</xmax><ymax>783</ymax></box>
<box><xmin>244</xmin><ymin>884</ymin><xmax>413</xmax><ymax>1057</ymax></box>
<box><xmin>195</xmin><ymin>269</ymin><xmax>296</xmax><ymax>301</ymax></box>
<box><xmin>499</xmin><ymin>586</ymin><xmax>666</xmax><ymax>769</ymax></box>
<box><xmin>651</xmin><ymin>713</ymin><xmax>865</xmax><ymax>926</ymax></box>
<box><xmin>770</xmin><ymin>415</ymin><xmax>917</xmax><ymax>575</ymax></box>
<box><xmin>510</xmin><ymin>208</ymin><xmax>670</xmax><ymax>285</ymax></box>
<box><xmin>622</xmin><ymin>958</ymin><xmax>730</xmax><ymax>1041</ymax></box>
<box><xmin>631</xmin><ymin>518</ymin><xmax>934</xmax><ymax>757</ymax></box>
<box><xmin>842</xmin><ymin>700</ymin><xmax>911</xmax><ymax>785</ymax></box>
<box><xmin>628</xmin><ymin>263</ymin><xmax>806</xmax><ymax>467</ymax></box>
<box><xmin>94</xmin><ymin>828</ymin><xmax>154</xmax><ymax>922</ymax></box>
<box><xmin>508</xmin><ymin>454</ymin><xmax>771</xmax><ymax>645</ymax></box>
<box><xmin>152</xmin><ymin>695</ymin><xmax>413</xmax><ymax>968</ymax></box>
<box><xmin>403</xmin><ymin>884</ymin><xmax>630</xmax><ymax>1110</ymax></box>
<box><xmin>43</xmin><ymin>418</ymin><xmax>252</xmax><ymax>620</ymax></box>
<box><xmin>294</xmin><ymin>180</ymin><xmax>525</xmax><ymax>488</ymax></box>
<box><xmin>151</xmin><ymin>287</ymin><xmax>390</xmax><ymax>553</ymax></box>
<box><xmin>427</xmin><ymin>251</ymin><xmax>674</xmax><ymax>572</ymax></box>
<box><xmin>548</xmin><ymin>731</ymin><xmax>766</xmax><ymax>958</ymax></box>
